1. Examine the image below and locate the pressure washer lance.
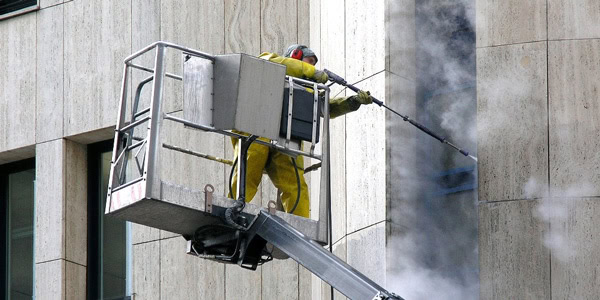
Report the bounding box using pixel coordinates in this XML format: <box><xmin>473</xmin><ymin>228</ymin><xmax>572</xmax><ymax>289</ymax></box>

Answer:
<box><xmin>324</xmin><ymin>69</ymin><xmax>478</xmax><ymax>162</ymax></box>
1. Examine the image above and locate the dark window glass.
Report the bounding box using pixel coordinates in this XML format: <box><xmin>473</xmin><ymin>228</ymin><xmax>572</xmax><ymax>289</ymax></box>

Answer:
<box><xmin>88</xmin><ymin>141</ymin><xmax>130</xmax><ymax>300</ymax></box>
<box><xmin>0</xmin><ymin>0</ymin><xmax>37</xmax><ymax>16</ymax></box>
<box><xmin>412</xmin><ymin>0</ymin><xmax>478</xmax><ymax>296</ymax></box>
<box><xmin>1</xmin><ymin>159</ymin><xmax>35</xmax><ymax>300</ymax></box>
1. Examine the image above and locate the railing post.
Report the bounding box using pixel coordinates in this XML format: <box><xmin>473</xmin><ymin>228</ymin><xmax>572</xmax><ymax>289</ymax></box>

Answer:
<box><xmin>144</xmin><ymin>44</ymin><xmax>167</xmax><ymax>199</ymax></box>
<box><xmin>106</xmin><ymin>63</ymin><xmax>130</xmax><ymax>214</ymax></box>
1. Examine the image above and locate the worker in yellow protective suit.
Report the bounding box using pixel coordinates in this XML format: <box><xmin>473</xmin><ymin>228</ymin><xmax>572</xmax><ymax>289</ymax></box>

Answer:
<box><xmin>229</xmin><ymin>45</ymin><xmax>373</xmax><ymax>218</ymax></box>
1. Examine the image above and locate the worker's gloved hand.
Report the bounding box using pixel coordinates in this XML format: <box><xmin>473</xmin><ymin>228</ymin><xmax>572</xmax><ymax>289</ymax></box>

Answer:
<box><xmin>313</xmin><ymin>69</ymin><xmax>329</xmax><ymax>84</ymax></box>
<box><xmin>356</xmin><ymin>90</ymin><xmax>373</xmax><ymax>105</ymax></box>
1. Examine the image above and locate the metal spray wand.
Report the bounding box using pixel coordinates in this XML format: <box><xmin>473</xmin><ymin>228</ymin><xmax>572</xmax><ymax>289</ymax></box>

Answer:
<box><xmin>324</xmin><ymin>69</ymin><xmax>478</xmax><ymax>162</ymax></box>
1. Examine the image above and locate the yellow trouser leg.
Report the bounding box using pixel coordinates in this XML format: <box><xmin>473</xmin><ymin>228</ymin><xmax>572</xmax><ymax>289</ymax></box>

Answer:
<box><xmin>266</xmin><ymin>151</ymin><xmax>310</xmax><ymax>218</ymax></box>
<box><xmin>229</xmin><ymin>140</ymin><xmax>269</xmax><ymax>203</ymax></box>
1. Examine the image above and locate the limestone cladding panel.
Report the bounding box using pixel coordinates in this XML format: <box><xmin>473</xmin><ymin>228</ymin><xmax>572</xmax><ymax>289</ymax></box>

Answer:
<box><xmin>321</xmin><ymin>0</ymin><xmax>346</xmax><ymax>242</ymax></box>
<box><xmin>299</xmin><ymin>264</ymin><xmax>313</xmax><ymax>300</ymax></box>
<box><xmin>65</xmin><ymin>261</ymin><xmax>86</xmax><ymax>300</ymax></box>
<box><xmin>260</xmin><ymin>0</ymin><xmax>298</xmax><ymax>54</ymax></box>
<box><xmin>224</xmin><ymin>264</ymin><xmax>262</xmax><ymax>300</ymax></box>
<box><xmin>311</xmin><ymin>272</ymin><xmax>322</xmax><ymax>300</ymax></box>
<box><xmin>319</xmin><ymin>0</ymin><xmax>345</xmax><ymax>83</ymax></box>
<box><xmin>308</xmin><ymin>158</ymin><xmax>321</xmax><ymax>221</ymax></box>
<box><xmin>35</xmin><ymin>139</ymin><xmax>65</xmax><ymax>262</ymax></box>
<box><xmin>131</xmin><ymin>0</ymin><xmax>160</xmax><ymax>126</ymax></box>
<box><xmin>309</xmin><ymin>0</ymin><xmax>321</xmax><ymax>65</ymax></box>
<box><xmin>550</xmin><ymin>198</ymin><xmax>600</xmax><ymax>299</ymax></box>
<box><xmin>160</xmin><ymin>237</ymin><xmax>225</xmax><ymax>299</ymax></box>
<box><xmin>132</xmin><ymin>222</ymin><xmax>160</xmax><ymax>245</ymax></box>
<box><xmin>548</xmin><ymin>0</ymin><xmax>600</xmax><ymax>40</ymax></box>
<box><xmin>478</xmin><ymin>200</ymin><xmax>550</xmax><ymax>300</ymax></box>
<box><xmin>0</xmin><ymin>145</ymin><xmax>35</xmax><ymax>165</ymax></box>
<box><xmin>35</xmin><ymin>139</ymin><xmax>87</xmax><ymax>265</ymax></box>
<box><xmin>133</xmin><ymin>241</ymin><xmax>160</xmax><ymax>300</ymax></box>
<box><xmin>346</xmin><ymin>223</ymin><xmax>386</xmax><ymax>287</ymax></box>
<box><xmin>0</xmin><ymin>13</ymin><xmax>36</xmax><ymax>152</ymax></box>
<box><xmin>160</xmin><ymin>0</ymin><xmax>224</xmax><ymax>54</ymax></box>
<box><xmin>387</xmin><ymin>0</ymin><xmax>416</xmax><ymax>81</ymax></box>
<box><xmin>321</xmin><ymin>237</ymin><xmax>348</xmax><ymax>300</ymax></box>
<box><xmin>477</xmin><ymin>42</ymin><xmax>548</xmax><ymax>202</ymax></box>
<box><xmin>476</xmin><ymin>0</ymin><xmax>547</xmax><ymax>47</ymax></box>
<box><xmin>40</xmin><ymin>0</ymin><xmax>63</xmax><ymax>9</ymax></box>
<box><xmin>63</xmin><ymin>0</ymin><xmax>131</xmax><ymax>136</ymax></box>
<box><xmin>298</xmin><ymin>0</ymin><xmax>310</xmax><ymax>45</ymax></box>
<box><xmin>225</xmin><ymin>0</ymin><xmax>260</xmax><ymax>54</ymax></box>
<box><xmin>329</xmin><ymin>108</ymin><xmax>347</xmax><ymax>241</ymax></box>
<box><xmin>133</xmin><ymin>0</ymin><xmax>160</xmax><ymax>50</ymax></box>
<box><xmin>64</xmin><ymin>139</ymin><xmax>87</xmax><ymax>266</ymax></box>
<box><xmin>261</xmin><ymin>258</ymin><xmax>299</xmax><ymax>300</ymax></box>
<box><xmin>346</xmin><ymin>72</ymin><xmax>386</xmax><ymax>233</ymax></box>
<box><xmin>65</xmin><ymin>126</ymin><xmax>114</xmax><ymax>145</ymax></box>
<box><xmin>549</xmin><ymin>39</ymin><xmax>600</xmax><ymax>197</ymax></box>
<box><xmin>345</xmin><ymin>0</ymin><xmax>385</xmax><ymax>83</ymax></box>
<box><xmin>35</xmin><ymin>260</ymin><xmax>65</xmax><ymax>300</ymax></box>
<box><xmin>36</xmin><ymin>4</ymin><xmax>64</xmax><ymax>143</ymax></box>
<box><xmin>306</xmin><ymin>0</ymin><xmax>322</xmax><ymax>222</ymax></box>
<box><xmin>385</xmin><ymin>73</ymin><xmax>417</xmax><ymax>238</ymax></box>
<box><xmin>160</xmin><ymin>0</ymin><xmax>224</xmax><ymax>113</ymax></box>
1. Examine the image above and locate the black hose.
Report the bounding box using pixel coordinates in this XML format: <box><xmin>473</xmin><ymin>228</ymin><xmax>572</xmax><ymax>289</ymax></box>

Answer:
<box><xmin>228</xmin><ymin>157</ymin><xmax>238</xmax><ymax>199</ymax></box>
<box><xmin>288</xmin><ymin>157</ymin><xmax>301</xmax><ymax>214</ymax></box>
<box><xmin>224</xmin><ymin>203</ymin><xmax>247</xmax><ymax>230</ymax></box>
<box><xmin>226</xmin><ymin>156</ymin><xmax>246</xmax><ymax>231</ymax></box>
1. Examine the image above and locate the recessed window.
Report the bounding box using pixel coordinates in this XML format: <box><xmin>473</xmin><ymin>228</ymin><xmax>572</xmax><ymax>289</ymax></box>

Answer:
<box><xmin>1</xmin><ymin>159</ymin><xmax>35</xmax><ymax>300</ymax></box>
<box><xmin>88</xmin><ymin>141</ymin><xmax>132</xmax><ymax>300</ymax></box>
<box><xmin>0</xmin><ymin>0</ymin><xmax>38</xmax><ymax>20</ymax></box>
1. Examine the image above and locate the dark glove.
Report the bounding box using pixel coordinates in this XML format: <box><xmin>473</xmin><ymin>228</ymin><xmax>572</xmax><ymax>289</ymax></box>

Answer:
<box><xmin>356</xmin><ymin>90</ymin><xmax>372</xmax><ymax>104</ymax></box>
<box><xmin>313</xmin><ymin>69</ymin><xmax>329</xmax><ymax>84</ymax></box>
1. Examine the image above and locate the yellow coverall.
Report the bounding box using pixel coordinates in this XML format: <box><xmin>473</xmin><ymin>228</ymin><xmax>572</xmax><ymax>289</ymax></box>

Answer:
<box><xmin>229</xmin><ymin>52</ymin><xmax>364</xmax><ymax>218</ymax></box>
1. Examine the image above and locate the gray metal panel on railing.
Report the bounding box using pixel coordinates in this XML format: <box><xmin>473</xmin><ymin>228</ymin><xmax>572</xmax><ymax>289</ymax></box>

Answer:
<box><xmin>183</xmin><ymin>56</ymin><xmax>214</xmax><ymax>127</ymax></box>
<box><xmin>212</xmin><ymin>54</ymin><xmax>286</xmax><ymax>141</ymax></box>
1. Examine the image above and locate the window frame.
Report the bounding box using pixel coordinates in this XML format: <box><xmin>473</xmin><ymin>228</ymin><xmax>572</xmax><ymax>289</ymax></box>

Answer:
<box><xmin>0</xmin><ymin>0</ymin><xmax>39</xmax><ymax>21</ymax></box>
<box><xmin>87</xmin><ymin>140</ymin><xmax>132</xmax><ymax>300</ymax></box>
<box><xmin>0</xmin><ymin>158</ymin><xmax>36</xmax><ymax>300</ymax></box>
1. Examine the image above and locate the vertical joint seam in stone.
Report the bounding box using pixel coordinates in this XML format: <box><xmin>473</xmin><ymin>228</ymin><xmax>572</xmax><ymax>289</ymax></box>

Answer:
<box><xmin>545</xmin><ymin>0</ymin><xmax>552</xmax><ymax>297</ymax></box>
<box><xmin>64</xmin><ymin>258</ymin><xmax>68</xmax><ymax>299</ymax></box>
<box><xmin>343</xmin><ymin>0</ymin><xmax>348</xmax><ymax>266</ymax></box>
<box><xmin>223</xmin><ymin>0</ymin><xmax>225</xmax><ymax>54</ymax></box>
<box><xmin>259</xmin><ymin>0</ymin><xmax>262</xmax><ymax>52</ymax></box>
<box><xmin>159</xmin><ymin>238</ymin><xmax>162</xmax><ymax>299</ymax></box>
<box><xmin>35</xmin><ymin>9</ymin><xmax>38</xmax><ymax>144</ymax></box>
<box><xmin>62</xmin><ymin>3</ymin><xmax>65</xmax><ymax>144</ymax></box>
<box><xmin>63</xmin><ymin>139</ymin><xmax>67</xmax><ymax>261</ymax></box>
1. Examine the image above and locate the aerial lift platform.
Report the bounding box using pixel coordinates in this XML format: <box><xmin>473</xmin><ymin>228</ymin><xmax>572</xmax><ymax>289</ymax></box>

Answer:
<box><xmin>105</xmin><ymin>41</ymin><xmax>403</xmax><ymax>300</ymax></box>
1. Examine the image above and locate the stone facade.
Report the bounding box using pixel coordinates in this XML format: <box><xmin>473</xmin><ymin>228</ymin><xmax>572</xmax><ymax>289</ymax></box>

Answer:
<box><xmin>0</xmin><ymin>0</ymin><xmax>402</xmax><ymax>299</ymax></box>
<box><xmin>477</xmin><ymin>0</ymin><xmax>600</xmax><ymax>298</ymax></box>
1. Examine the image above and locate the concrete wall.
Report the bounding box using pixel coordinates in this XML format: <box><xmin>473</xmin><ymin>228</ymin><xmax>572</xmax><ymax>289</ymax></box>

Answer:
<box><xmin>0</xmin><ymin>0</ymin><xmax>313</xmax><ymax>298</ymax></box>
<box><xmin>477</xmin><ymin>0</ymin><xmax>600</xmax><ymax>298</ymax></box>
<box><xmin>0</xmin><ymin>0</ymin><xmax>401</xmax><ymax>298</ymax></box>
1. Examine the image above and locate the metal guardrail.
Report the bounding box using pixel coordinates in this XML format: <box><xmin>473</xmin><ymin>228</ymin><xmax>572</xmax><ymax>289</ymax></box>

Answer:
<box><xmin>106</xmin><ymin>41</ymin><xmax>332</xmax><ymax>243</ymax></box>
